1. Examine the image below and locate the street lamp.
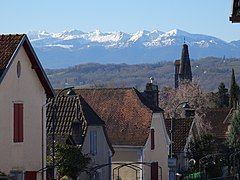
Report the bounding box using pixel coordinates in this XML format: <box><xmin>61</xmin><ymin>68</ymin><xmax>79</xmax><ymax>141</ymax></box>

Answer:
<box><xmin>51</xmin><ymin>87</ymin><xmax>76</xmax><ymax>180</ymax></box>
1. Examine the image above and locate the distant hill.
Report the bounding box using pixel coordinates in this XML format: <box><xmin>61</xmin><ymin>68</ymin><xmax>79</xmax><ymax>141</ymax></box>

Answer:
<box><xmin>28</xmin><ymin>29</ymin><xmax>240</xmax><ymax>69</ymax></box>
<box><xmin>45</xmin><ymin>57</ymin><xmax>240</xmax><ymax>92</ymax></box>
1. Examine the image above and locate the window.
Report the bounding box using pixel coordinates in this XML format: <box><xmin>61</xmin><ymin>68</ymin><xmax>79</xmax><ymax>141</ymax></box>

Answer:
<box><xmin>14</xmin><ymin>103</ymin><xmax>24</xmax><ymax>142</ymax></box>
<box><xmin>151</xmin><ymin>128</ymin><xmax>155</xmax><ymax>150</ymax></box>
<box><xmin>10</xmin><ymin>170</ymin><xmax>23</xmax><ymax>180</ymax></box>
<box><xmin>90</xmin><ymin>130</ymin><xmax>97</xmax><ymax>155</ymax></box>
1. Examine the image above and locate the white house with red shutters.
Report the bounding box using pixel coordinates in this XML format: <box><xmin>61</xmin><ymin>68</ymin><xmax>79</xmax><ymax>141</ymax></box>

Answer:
<box><xmin>0</xmin><ymin>34</ymin><xmax>54</xmax><ymax>180</ymax></box>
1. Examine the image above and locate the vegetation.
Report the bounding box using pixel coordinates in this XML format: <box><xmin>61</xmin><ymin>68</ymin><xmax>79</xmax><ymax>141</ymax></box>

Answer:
<box><xmin>45</xmin><ymin>57</ymin><xmax>240</xmax><ymax>92</ymax></box>
<box><xmin>48</xmin><ymin>144</ymin><xmax>91</xmax><ymax>180</ymax></box>
<box><xmin>216</xmin><ymin>82</ymin><xmax>229</xmax><ymax>108</ymax></box>
<box><xmin>228</xmin><ymin>111</ymin><xmax>240</xmax><ymax>150</ymax></box>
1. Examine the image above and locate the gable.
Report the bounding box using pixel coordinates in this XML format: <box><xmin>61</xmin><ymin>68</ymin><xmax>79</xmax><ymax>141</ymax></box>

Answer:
<box><xmin>0</xmin><ymin>34</ymin><xmax>54</xmax><ymax>98</ymax></box>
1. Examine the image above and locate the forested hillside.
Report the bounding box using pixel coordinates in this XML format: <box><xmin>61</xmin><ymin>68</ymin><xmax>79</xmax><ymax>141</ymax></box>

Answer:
<box><xmin>45</xmin><ymin>57</ymin><xmax>240</xmax><ymax>92</ymax></box>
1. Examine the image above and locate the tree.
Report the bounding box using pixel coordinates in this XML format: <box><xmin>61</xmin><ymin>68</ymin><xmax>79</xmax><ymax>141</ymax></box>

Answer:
<box><xmin>159</xmin><ymin>81</ymin><xmax>217</xmax><ymax>133</ymax></box>
<box><xmin>48</xmin><ymin>144</ymin><xmax>91</xmax><ymax>180</ymax></box>
<box><xmin>188</xmin><ymin>133</ymin><xmax>215</xmax><ymax>170</ymax></box>
<box><xmin>216</xmin><ymin>82</ymin><xmax>229</xmax><ymax>108</ymax></box>
<box><xmin>227</xmin><ymin>110</ymin><xmax>240</xmax><ymax>150</ymax></box>
<box><xmin>229</xmin><ymin>69</ymin><xmax>238</xmax><ymax>108</ymax></box>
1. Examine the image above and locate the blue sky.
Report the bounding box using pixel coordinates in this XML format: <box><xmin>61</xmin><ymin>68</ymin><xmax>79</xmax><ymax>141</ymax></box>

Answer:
<box><xmin>0</xmin><ymin>0</ymin><xmax>239</xmax><ymax>42</ymax></box>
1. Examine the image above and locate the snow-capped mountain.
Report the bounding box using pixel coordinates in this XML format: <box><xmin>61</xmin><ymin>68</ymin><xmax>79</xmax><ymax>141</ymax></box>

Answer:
<box><xmin>27</xmin><ymin>29</ymin><xmax>240</xmax><ymax>69</ymax></box>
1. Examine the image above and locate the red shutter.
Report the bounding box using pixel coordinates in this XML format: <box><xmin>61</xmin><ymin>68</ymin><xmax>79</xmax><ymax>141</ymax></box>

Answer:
<box><xmin>14</xmin><ymin>104</ymin><xmax>19</xmax><ymax>142</ymax></box>
<box><xmin>151</xmin><ymin>128</ymin><xmax>155</xmax><ymax>150</ymax></box>
<box><xmin>13</xmin><ymin>103</ymin><xmax>24</xmax><ymax>142</ymax></box>
<box><xmin>18</xmin><ymin>104</ymin><xmax>23</xmax><ymax>142</ymax></box>
<box><xmin>25</xmin><ymin>171</ymin><xmax>37</xmax><ymax>180</ymax></box>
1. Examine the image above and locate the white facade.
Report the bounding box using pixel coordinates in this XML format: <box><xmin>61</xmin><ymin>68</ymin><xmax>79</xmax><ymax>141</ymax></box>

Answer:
<box><xmin>0</xmin><ymin>45</ymin><xmax>50</xmax><ymax>179</ymax></box>
<box><xmin>81</xmin><ymin>125</ymin><xmax>113</xmax><ymax>180</ymax></box>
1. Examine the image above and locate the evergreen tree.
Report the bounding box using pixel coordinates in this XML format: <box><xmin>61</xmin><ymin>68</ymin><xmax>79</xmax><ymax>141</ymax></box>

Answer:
<box><xmin>229</xmin><ymin>69</ymin><xmax>237</xmax><ymax>108</ymax></box>
<box><xmin>217</xmin><ymin>82</ymin><xmax>229</xmax><ymax>107</ymax></box>
<box><xmin>228</xmin><ymin>111</ymin><xmax>240</xmax><ymax>150</ymax></box>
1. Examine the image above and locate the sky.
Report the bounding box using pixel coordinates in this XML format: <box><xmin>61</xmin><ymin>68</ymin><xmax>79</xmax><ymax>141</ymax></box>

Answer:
<box><xmin>0</xmin><ymin>0</ymin><xmax>239</xmax><ymax>42</ymax></box>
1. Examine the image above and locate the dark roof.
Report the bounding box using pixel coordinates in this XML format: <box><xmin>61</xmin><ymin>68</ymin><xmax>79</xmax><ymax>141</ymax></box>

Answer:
<box><xmin>200</xmin><ymin>108</ymin><xmax>231</xmax><ymax>140</ymax></box>
<box><xmin>0</xmin><ymin>34</ymin><xmax>54</xmax><ymax>98</ymax></box>
<box><xmin>75</xmin><ymin>87</ymin><xmax>163</xmax><ymax>146</ymax></box>
<box><xmin>165</xmin><ymin>118</ymin><xmax>194</xmax><ymax>152</ymax></box>
<box><xmin>46</xmin><ymin>94</ymin><xmax>114</xmax><ymax>153</ymax></box>
<box><xmin>46</xmin><ymin>95</ymin><xmax>104</xmax><ymax>135</ymax></box>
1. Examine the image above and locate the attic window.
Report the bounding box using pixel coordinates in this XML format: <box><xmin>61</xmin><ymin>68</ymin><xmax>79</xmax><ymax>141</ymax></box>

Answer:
<box><xmin>17</xmin><ymin>61</ymin><xmax>21</xmax><ymax>78</ymax></box>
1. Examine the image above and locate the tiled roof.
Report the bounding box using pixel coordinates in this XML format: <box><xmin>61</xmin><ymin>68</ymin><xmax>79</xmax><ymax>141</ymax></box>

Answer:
<box><xmin>0</xmin><ymin>34</ymin><xmax>24</xmax><ymax>76</ymax></box>
<box><xmin>200</xmin><ymin>108</ymin><xmax>231</xmax><ymax>140</ymax></box>
<box><xmin>46</xmin><ymin>95</ymin><xmax>104</xmax><ymax>135</ymax></box>
<box><xmin>46</xmin><ymin>94</ymin><xmax>114</xmax><ymax>154</ymax></box>
<box><xmin>75</xmin><ymin>88</ymin><xmax>163</xmax><ymax>146</ymax></box>
<box><xmin>165</xmin><ymin>118</ymin><xmax>194</xmax><ymax>152</ymax></box>
<box><xmin>0</xmin><ymin>34</ymin><xmax>54</xmax><ymax>98</ymax></box>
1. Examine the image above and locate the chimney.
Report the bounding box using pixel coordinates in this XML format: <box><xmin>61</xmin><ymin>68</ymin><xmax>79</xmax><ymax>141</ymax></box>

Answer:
<box><xmin>144</xmin><ymin>77</ymin><xmax>159</xmax><ymax>107</ymax></box>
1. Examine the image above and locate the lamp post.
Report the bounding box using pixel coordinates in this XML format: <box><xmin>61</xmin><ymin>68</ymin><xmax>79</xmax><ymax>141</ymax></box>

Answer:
<box><xmin>169</xmin><ymin>101</ymin><xmax>190</xmax><ymax>180</ymax></box>
<box><xmin>51</xmin><ymin>87</ymin><xmax>75</xmax><ymax>180</ymax></box>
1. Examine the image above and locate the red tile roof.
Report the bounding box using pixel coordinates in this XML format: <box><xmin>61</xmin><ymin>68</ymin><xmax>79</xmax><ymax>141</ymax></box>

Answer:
<box><xmin>0</xmin><ymin>34</ymin><xmax>24</xmax><ymax>76</ymax></box>
<box><xmin>165</xmin><ymin>118</ymin><xmax>194</xmax><ymax>152</ymax></box>
<box><xmin>75</xmin><ymin>88</ymin><xmax>163</xmax><ymax>146</ymax></box>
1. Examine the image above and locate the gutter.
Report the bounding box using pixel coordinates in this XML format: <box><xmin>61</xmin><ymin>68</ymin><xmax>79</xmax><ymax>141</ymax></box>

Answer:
<box><xmin>42</xmin><ymin>102</ymin><xmax>51</xmax><ymax>180</ymax></box>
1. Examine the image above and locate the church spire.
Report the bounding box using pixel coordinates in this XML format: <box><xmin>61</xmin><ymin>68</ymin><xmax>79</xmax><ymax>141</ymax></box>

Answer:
<box><xmin>175</xmin><ymin>43</ymin><xmax>192</xmax><ymax>88</ymax></box>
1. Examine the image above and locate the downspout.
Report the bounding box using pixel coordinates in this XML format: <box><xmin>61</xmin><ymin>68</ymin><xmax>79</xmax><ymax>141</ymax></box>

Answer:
<box><xmin>42</xmin><ymin>102</ymin><xmax>51</xmax><ymax>180</ymax></box>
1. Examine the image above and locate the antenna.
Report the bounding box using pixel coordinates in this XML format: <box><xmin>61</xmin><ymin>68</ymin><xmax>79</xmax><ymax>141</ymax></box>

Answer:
<box><xmin>183</xmin><ymin>36</ymin><xmax>186</xmax><ymax>44</ymax></box>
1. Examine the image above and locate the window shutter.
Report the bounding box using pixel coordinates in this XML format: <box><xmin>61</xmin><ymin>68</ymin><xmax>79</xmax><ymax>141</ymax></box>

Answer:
<box><xmin>14</xmin><ymin>103</ymin><xmax>24</xmax><ymax>142</ymax></box>
<box><xmin>18</xmin><ymin>104</ymin><xmax>23</xmax><ymax>142</ymax></box>
<box><xmin>25</xmin><ymin>171</ymin><xmax>37</xmax><ymax>180</ymax></box>
<box><xmin>151</xmin><ymin>128</ymin><xmax>155</xmax><ymax>150</ymax></box>
<box><xmin>14</xmin><ymin>104</ymin><xmax>19</xmax><ymax>142</ymax></box>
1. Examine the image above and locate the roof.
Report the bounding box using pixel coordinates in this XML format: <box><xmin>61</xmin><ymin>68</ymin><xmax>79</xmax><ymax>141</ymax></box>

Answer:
<box><xmin>0</xmin><ymin>34</ymin><xmax>54</xmax><ymax>98</ymax></box>
<box><xmin>75</xmin><ymin>87</ymin><xmax>163</xmax><ymax>146</ymax></box>
<box><xmin>165</xmin><ymin>117</ymin><xmax>194</xmax><ymax>152</ymax></box>
<box><xmin>200</xmin><ymin>108</ymin><xmax>231</xmax><ymax>140</ymax></box>
<box><xmin>46</xmin><ymin>94</ymin><xmax>114</xmax><ymax>153</ymax></box>
<box><xmin>46</xmin><ymin>95</ymin><xmax>105</xmax><ymax>134</ymax></box>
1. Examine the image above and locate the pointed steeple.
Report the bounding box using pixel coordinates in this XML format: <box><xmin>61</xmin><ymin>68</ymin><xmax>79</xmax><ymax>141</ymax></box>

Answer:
<box><xmin>179</xmin><ymin>43</ymin><xmax>192</xmax><ymax>81</ymax></box>
<box><xmin>175</xmin><ymin>43</ymin><xmax>192</xmax><ymax>88</ymax></box>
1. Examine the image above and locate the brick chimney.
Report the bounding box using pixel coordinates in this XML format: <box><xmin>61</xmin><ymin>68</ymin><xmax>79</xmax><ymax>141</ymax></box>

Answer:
<box><xmin>144</xmin><ymin>77</ymin><xmax>159</xmax><ymax>107</ymax></box>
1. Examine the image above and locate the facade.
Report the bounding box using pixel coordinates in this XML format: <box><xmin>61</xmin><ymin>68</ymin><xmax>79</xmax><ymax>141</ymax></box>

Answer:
<box><xmin>76</xmin><ymin>87</ymin><xmax>170</xmax><ymax>180</ymax></box>
<box><xmin>46</xmin><ymin>95</ymin><xmax>114</xmax><ymax>180</ymax></box>
<box><xmin>0</xmin><ymin>34</ymin><xmax>54</xmax><ymax>180</ymax></box>
<box><xmin>175</xmin><ymin>43</ymin><xmax>192</xmax><ymax>88</ymax></box>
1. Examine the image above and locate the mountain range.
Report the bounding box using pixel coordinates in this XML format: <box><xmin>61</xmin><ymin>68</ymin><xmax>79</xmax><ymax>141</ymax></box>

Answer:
<box><xmin>28</xmin><ymin>29</ymin><xmax>240</xmax><ymax>69</ymax></box>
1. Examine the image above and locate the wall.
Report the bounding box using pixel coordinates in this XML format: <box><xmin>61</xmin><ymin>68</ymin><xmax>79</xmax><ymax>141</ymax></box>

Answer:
<box><xmin>81</xmin><ymin>125</ymin><xmax>112</xmax><ymax>180</ymax></box>
<box><xmin>0</xmin><ymin>46</ymin><xmax>46</xmax><ymax>180</ymax></box>
<box><xmin>143</xmin><ymin>112</ymin><xmax>169</xmax><ymax>180</ymax></box>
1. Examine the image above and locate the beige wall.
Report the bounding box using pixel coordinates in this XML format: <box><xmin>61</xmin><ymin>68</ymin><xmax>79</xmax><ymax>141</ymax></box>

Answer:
<box><xmin>81</xmin><ymin>126</ymin><xmax>112</xmax><ymax>180</ymax></box>
<box><xmin>0</xmin><ymin>47</ymin><xmax>46</xmax><ymax>180</ymax></box>
<box><xmin>143</xmin><ymin>112</ymin><xmax>169</xmax><ymax>180</ymax></box>
<box><xmin>112</xmin><ymin>146</ymin><xmax>143</xmax><ymax>180</ymax></box>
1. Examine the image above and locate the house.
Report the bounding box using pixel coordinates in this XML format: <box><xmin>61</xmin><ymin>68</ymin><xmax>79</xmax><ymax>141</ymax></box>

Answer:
<box><xmin>165</xmin><ymin>117</ymin><xmax>196</xmax><ymax>175</ymax></box>
<box><xmin>75</xmin><ymin>86</ymin><xmax>170</xmax><ymax>180</ymax></box>
<box><xmin>46</xmin><ymin>94</ymin><xmax>114</xmax><ymax>180</ymax></box>
<box><xmin>0</xmin><ymin>34</ymin><xmax>54</xmax><ymax>179</ymax></box>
